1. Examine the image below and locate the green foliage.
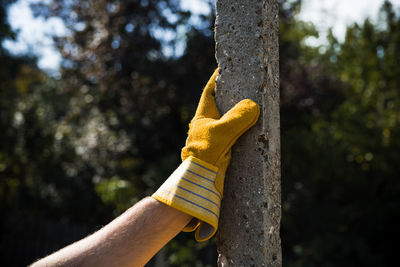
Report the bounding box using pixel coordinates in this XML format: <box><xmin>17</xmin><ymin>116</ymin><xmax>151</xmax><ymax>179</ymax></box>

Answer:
<box><xmin>2</xmin><ymin>0</ymin><xmax>400</xmax><ymax>266</ymax></box>
<box><xmin>281</xmin><ymin>1</ymin><xmax>400</xmax><ymax>266</ymax></box>
<box><xmin>95</xmin><ymin>176</ymin><xmax>137</xmax><ymax>214</ymax></box>
<box><xmin>2</xmin><ymin>0</ymin><xmax>217</xmax><ymax>265</ymax></box>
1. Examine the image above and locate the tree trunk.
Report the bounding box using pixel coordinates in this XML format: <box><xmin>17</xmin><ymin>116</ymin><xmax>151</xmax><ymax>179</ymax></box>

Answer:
<box><xmin>214</xmin><ymin>0</ymin><xmax>281</xmax><ymax>266</ymax></box>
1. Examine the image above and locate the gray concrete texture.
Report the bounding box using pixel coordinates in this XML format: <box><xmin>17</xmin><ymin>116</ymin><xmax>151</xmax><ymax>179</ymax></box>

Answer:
<box><xmin>214</xmin><ymin>0</ymin><xmax>281</xmax><ymax>266</ymax></box>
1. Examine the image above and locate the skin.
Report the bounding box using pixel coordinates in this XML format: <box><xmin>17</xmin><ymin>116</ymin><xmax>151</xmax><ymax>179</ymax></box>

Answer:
<box><xmin>31</xmin><ymin>197</ymin><xmax>192</xmax><ymax>267</ymax></box>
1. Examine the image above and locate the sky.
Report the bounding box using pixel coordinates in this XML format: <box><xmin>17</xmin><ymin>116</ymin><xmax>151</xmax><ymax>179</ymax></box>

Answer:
<box><xmin>3</xmin><ymin>0</ymin><xmax>400</xmax><ymax>73</ymax></box>
<box><xmin>298</xmin><ymin>0</ymin><xmax>400</xmax><ymax>46</ymax></box>
<box><xmin>3</xmin><ymin>0</ymin><xmax>66</xmax><ymax>71</ymax></box>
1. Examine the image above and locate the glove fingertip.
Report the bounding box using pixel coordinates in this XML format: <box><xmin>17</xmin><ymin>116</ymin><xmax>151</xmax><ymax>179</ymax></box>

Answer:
<box><xmin>239</xmin><ymin>98</ymin><xmax>260</xmax><ymax>112</ymax></box>
<box><xmin>236</xmin><ymin>98</ymin><xmax>261</xmax><ymax>126</ymax></box>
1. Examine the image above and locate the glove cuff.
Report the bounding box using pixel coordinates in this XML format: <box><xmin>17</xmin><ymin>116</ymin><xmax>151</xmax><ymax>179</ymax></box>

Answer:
<box><xmin>152</xmin><ymin>156</ymin><xmax>220</xmax><ymax>241</ymax></box>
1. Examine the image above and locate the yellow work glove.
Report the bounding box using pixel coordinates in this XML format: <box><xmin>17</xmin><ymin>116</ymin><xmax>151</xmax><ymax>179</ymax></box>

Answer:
<box><xmin>152</xmin><ymin>68</ymin><xmax>260</xmax><ymax>241</ymax></box>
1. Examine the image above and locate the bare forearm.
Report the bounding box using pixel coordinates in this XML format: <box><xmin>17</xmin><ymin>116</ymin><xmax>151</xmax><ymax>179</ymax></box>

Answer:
<box><xmin>32</xmin><ymin>197</ymin><xmax>192</xmax><ymax>267</ymax></box>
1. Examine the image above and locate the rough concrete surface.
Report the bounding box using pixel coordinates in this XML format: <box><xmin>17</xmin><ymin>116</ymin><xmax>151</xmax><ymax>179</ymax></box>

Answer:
<box><xmin>214</xmin><ymin>0</ymin><xmax>281</xmax><ymax>266</ymax></box>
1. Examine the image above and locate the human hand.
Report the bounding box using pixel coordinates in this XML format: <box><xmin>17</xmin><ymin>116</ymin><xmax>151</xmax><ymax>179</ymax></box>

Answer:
<box><xmin>153</xmin><ymin>68</ymin><xmax>259</xmax><ymax>241</ymax></box>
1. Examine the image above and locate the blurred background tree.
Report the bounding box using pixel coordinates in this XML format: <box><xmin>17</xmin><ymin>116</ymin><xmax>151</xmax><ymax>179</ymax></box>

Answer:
<box><xmin>1</xmin><ymin>0</ymin><xmax>399</xmax><ymax>266</ymax></box>
<box><xmin>281</xmin><ymin>1</ymin><xmax>400</xmax><ymax>266</ymax></box>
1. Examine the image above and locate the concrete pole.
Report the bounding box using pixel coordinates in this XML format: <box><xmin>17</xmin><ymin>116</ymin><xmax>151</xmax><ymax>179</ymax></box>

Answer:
<box><xmin>214</xmin><ymin>0</ymin><xmax>281</xmax><ymax>266</ymax></box>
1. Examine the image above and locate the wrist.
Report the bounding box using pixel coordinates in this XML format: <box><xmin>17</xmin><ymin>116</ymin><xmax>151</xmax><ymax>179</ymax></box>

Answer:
<box><xmin>152</xmin><ymin>156</ymin><xmax>221</xmax><ymax>241</ymax></box>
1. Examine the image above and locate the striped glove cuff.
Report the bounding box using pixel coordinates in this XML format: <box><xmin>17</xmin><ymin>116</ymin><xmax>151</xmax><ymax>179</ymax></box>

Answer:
<box><xmin>152</xmin><ymin>156</ymin><xmax>220</xmax><ymax>241</ymax></box>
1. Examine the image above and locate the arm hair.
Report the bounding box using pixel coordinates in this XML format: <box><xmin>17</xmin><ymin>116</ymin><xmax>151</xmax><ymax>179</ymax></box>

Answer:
<box><xmin>31</xmin><ymin>197</ymin><xmax>191</xmax><ymax>267</ymax></box>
